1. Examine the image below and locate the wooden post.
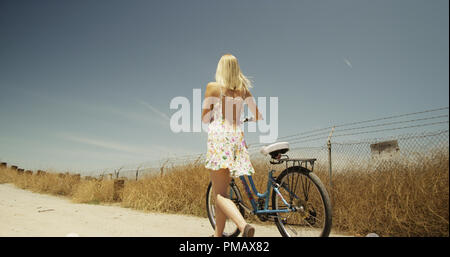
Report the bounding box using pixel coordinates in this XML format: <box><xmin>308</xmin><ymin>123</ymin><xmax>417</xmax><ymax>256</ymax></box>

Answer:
<box><xmin>73</xmin><ymin>174</ymin><xmax>81</xmax><ymax>181</ymax></box>
<box><xmin>113</xmin><ymin>179</ymin><xmax>125</xmax><ymax>201</ymax></box>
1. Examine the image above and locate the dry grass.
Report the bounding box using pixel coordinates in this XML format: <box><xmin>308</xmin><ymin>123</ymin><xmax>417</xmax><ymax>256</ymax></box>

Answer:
<box><xmin>0</xmin><ymin>148</ymin><xmax>448</xmax><ymax>237</ymax></box>
<box><xmin>0</xmin><ymin>170</ymin><xmax>81</xmax><ymax>196</ymax></box>
<box><xmin>121</xmin><ymin>161</ymin><xmax>210</xmax><ymax>217</ymax></box>
<box><xmin>72</xmin><ymin>179</ymin><xmax>116</xmax><ymax>204</ymax></box>
<box><xmin>325</xmin><ymin>149</ymin><xmax>449</xmax><ymax>237</ymax></box>
<box><xmin>0</xmin><ymin>169</ymin><xmax>116</xmax><ymax>202</ymax></box>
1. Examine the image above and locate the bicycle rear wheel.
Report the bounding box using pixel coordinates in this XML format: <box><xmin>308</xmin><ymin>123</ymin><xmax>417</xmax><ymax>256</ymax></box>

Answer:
<box><xmin>272</xmin><ymin>166</ymin><xmax>332</xmax><ymax>237</ymax></box>
<box><xmin>206</xmin><ymin>181</ymin><xmax>244</xmax><ymax>237</ymax></box>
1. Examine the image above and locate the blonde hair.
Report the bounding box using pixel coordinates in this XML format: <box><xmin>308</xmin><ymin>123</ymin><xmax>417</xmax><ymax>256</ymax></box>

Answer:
<box><xmin>215</xmin><ymin>54</ymin><xmax>253</xmax><ymax>93</ymax></box>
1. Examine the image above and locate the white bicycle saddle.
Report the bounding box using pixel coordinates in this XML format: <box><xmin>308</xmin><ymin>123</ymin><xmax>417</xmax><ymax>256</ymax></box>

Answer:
<box><xmin>260</xmin><ymin>142</ymin><xmax>290</xmax><ymax>158</ymax></box>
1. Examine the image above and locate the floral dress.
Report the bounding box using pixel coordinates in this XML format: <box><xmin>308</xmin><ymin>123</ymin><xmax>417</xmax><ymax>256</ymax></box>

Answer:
<box><xmin>205</xmin><ymin>88</ymin><xmax>255</xmax><ymax>177</ymax></box>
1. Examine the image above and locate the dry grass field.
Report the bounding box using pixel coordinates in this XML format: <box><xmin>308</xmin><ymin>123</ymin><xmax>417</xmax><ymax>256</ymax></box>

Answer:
<box><xmin>0</xmin><ymin>149</ymin><xmax>448</xmax><ymax>237</ymax></box>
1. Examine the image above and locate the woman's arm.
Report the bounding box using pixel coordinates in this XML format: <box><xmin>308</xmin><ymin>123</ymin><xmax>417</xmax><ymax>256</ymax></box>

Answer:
<box><xmin>244</xmin><ymin>90</ymin><xmax>263</xmax><ymax>121</ymax></box>
<box><xmin>201</xmin><ymin>83</ymin><xmax>220</xmax><ymax>124</ymax></box>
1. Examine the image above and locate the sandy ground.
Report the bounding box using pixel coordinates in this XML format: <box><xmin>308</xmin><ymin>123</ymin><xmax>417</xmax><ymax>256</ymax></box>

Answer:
<box><xmin>0</xmin><ymin>183</ymin><xmax>350</xmax><ymax>237</ymax></box>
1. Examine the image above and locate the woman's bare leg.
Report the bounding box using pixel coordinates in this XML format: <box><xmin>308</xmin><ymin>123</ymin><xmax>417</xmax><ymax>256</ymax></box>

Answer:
<box><xmin>210</xmin><ymin>169</ymin><xmax>248</xmax><ymax>237</ymax></box>
<box><xmin>211</xmin><ymin>177</ymin><xmax>227</xmax><ymax>237</ymax></box>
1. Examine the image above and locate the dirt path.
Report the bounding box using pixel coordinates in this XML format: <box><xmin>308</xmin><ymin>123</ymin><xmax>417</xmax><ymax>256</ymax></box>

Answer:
<box><xmin>0</xmin><ymin>183</ymin><xmax>349</xmax><ymax>237</ymax></box>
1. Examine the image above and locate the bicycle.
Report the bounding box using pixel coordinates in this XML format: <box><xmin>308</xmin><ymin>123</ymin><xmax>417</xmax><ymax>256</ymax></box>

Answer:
<box><xmin>206</xmin><ymin>118</ymin><xmax>332</xmax><ymax>237</ymax></box>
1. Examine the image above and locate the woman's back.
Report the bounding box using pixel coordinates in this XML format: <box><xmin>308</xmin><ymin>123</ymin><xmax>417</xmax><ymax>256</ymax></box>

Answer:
<box><xmin>216</xmin><ymin>83</ymin><xmax>248</xmax><ymax>127</ymax></box>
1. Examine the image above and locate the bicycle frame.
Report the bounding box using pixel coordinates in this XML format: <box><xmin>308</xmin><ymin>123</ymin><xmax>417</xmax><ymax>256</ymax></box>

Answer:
<box><xmin>231</xmin><ymin>170</ymin><xmax>300</xmax><ymax>215</ymax></box>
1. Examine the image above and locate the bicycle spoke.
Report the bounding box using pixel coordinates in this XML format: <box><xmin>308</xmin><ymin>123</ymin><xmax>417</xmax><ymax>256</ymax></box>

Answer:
<box><xmin>292</xmin><ymin>171</ymin><xmax>300</xmax><ymax>201</ymax></box>
<box><xmin>289</xmin><ymin>171</ymin><xmax>293</xmax><ymax>201</ymax></box>
<box><xmin>302</xmin><ymin>218</ymin><xmax>317</xmax><ymax>230</ymax></box>
<box><xmin>301</xmin><ymin>174</ymin><xmax>311</xmax><ymax>201</ymax></box>
<box><xmin>306</xmin><ymin>177</ymin><xmax>311</xmax><ymax>200</ymax></box>
<box><xmin>287</xmin><ymin>224</ymin><xmax>299</xmax><ymax>236</ymax></box>
<box><xmin>306</xmin><ymin>214</ymin><xmax>322</xmax><ymax>225</ymax></box>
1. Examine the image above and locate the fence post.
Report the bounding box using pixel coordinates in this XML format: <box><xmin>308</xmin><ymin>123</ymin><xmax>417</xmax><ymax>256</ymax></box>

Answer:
<box><xmin>113</xmin><ymin>179</ymin><xmax>125</xmax><ymax>201</ymax></box>
<box><xmin>160</xmin><ymin>160</ymin><xmax>169</xmax><ymax>177</ymax></box>
<box><xmin>327</xmin><ymin>127</ymin><xmax>335</xmax><ymax>190</ymax></box>
<box><xmin>114</xmin><ymin>167</ymin><xmax>123</xmax><ymax>179</ymax></box>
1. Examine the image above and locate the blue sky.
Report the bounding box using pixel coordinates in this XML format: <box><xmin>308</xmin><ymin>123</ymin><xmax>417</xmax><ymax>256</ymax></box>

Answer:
<box><xmin>0</xmin><ymin>0</ymin><xmax>448</xmax><ymax>173</ymax></box>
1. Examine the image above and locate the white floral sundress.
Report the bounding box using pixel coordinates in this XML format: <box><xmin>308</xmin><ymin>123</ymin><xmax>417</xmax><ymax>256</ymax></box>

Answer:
<box><xmin>205</xmin><ymin>88</ymin><xmax>255</xmax><ymax>177</ymax></box>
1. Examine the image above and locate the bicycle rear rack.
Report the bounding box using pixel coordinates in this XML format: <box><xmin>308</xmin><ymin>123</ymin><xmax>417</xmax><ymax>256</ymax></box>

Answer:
<box><xmin>270</xmin><ymin>154</ymin><xmax>317</xmax><ymax>172</ymax></box>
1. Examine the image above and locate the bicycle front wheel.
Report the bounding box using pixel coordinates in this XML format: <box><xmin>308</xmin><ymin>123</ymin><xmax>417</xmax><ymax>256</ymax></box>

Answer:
<box><xmin>272</xmin><ymin>166</ymin><xmax>332</xmax><ymax>237</ymax></box>
<box><xmin>206</xmin><ymin>181</ymin><xmax>244</xmax><ymax>237</ymax></box>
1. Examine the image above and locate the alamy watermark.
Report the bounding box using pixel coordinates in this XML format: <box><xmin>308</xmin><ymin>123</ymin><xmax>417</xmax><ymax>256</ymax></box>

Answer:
<box><xmin>169</xmin><ymin>89</ymin><xmax>278</xmax><ymax>143</ymax></box>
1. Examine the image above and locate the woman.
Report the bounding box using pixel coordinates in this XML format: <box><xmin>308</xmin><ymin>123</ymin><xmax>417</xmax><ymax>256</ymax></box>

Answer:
<box><xmin>202</xmin><ymin>54</ymin><xmax>262</xmax><ymax>237</ymax></box>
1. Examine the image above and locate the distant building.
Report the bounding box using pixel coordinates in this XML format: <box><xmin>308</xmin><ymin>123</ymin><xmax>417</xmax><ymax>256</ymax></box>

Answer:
<box><xmin>370</xmin><ymin>140</ymin><xmax>400</xmax><ymax>160</ymax></box>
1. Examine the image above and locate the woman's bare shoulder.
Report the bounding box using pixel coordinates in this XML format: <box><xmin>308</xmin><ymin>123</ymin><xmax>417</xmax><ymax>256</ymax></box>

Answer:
<box><xmin>206</xmin><ymin>81</ymin><xmax>221</xmax><ymax>88</ymax></box>
<box><xmin>205</xmin><ymin>82</ymin><xmax>222</xmax><ymax>96</ymax></box>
